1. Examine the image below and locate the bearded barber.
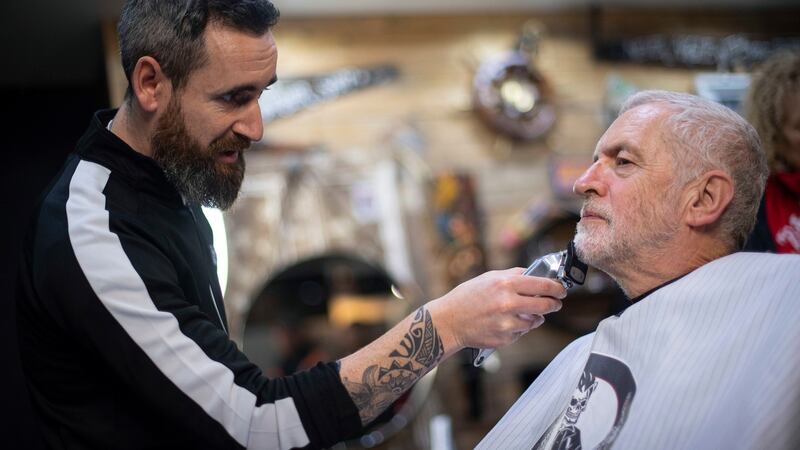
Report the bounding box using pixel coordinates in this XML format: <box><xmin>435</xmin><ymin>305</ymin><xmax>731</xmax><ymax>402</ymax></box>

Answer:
<box><xmin>14</xmin><ymin>1</ymin><xmax>566</xmax><ymax>449</ymax></box>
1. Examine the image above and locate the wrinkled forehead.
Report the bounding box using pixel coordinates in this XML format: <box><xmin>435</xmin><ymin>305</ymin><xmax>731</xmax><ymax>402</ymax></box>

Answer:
<box><xmin>188</xmin><ymin>24</ymin><xmax>278</xmax><ymax>92</ymax></box>
<box><xmin>203</xmin><ymin>22</ymin><xmax>277</xmax><ymax>63</ymax></box>
<box><xmin>593</xmin><ymin>104</ymin><xmax>673</xmax><ymax>161</ymax></box>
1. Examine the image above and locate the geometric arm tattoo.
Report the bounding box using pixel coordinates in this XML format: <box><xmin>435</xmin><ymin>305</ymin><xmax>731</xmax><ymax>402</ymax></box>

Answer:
<box><xmin>341</xmin><ymin>307</ymin><xmax>445</xmax><ymax>425</ymax></box>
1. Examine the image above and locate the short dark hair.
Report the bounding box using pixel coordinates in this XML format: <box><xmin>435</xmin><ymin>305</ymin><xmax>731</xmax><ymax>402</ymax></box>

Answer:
<box><xmin>118</xmin><ymin>0</ymin><xmax>280</xmax><ymax>99</ymax></box>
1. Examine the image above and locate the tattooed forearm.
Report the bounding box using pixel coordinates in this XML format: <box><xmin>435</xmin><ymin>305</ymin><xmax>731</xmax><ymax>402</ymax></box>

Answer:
<box><xmin>341</xmin><ymin>307</ymin><xmax>444</xmax><ymax>425</ymax></box>
<box><xmin>391</xmin><ymin>307</ymin><xmax>445</xmax><ymax>367</ymax></box>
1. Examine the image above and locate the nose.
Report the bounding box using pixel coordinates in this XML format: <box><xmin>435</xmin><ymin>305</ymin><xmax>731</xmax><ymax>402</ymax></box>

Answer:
<box><xmin>573</xmin><ymin>160</ymin><xmax>607</xmax><ymax>198</ymax></box>
<box><xmin>232</xmin><ymin>101</ymin><xmax>264</xmax><ymax>142</ymax></box>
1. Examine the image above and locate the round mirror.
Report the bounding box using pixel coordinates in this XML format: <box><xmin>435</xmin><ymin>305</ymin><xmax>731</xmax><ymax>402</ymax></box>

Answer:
<box><xmin>242</xmin><ymin>252</ymin><xmax>432</xmax><ymax>448</ymax></box>
<box><xmin>473</xmin><ymin>51</ymin><xmax>557</xmax><ymax>141</ymax></box>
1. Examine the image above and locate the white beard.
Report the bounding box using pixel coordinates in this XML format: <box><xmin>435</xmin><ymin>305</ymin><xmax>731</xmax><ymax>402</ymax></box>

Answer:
<box><xmin>574</xmin><ymin>197</ymin><xmax>679</xmax><ymax>275</ymax></box>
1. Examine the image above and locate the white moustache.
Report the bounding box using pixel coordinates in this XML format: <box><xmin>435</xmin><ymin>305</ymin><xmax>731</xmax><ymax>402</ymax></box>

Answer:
<box><xmin>580</xmin><ymin>202</ymin><xmax>612</xmax><ymax>222</ymax></box>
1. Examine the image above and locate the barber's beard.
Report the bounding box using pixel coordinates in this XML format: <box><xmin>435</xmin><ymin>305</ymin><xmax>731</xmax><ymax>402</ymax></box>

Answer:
<box><xmin>151</xmin><ymin>100</ymin><xmax>249</xmax><ymax>210</ymax></box>
<box><xmin>574</xmin><ymin>189</ymin><xmax>680</xmax><ymax>273</ymax></box>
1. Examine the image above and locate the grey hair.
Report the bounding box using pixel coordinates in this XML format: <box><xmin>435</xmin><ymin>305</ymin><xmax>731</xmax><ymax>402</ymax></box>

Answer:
<box><xmin>619</xmin><ymin>90</ymin><xmax>768</xmax><ymax>250</ymax></box>
<box><xmin>118</xmin><ymin>0</ymin><xmax>280</xmax><ymax>98</ymax></box>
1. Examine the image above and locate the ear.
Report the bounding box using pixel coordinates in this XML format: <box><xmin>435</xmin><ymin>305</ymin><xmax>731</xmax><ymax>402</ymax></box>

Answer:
<box><xmin>684</xmin><ymin>170</ymin><xmax>734</xmax><ymax>228</ymax></box>
<box><xmin>130</xmin><ymin>56</ymin><xmax>173</xmax><ymax>113</ymax></box>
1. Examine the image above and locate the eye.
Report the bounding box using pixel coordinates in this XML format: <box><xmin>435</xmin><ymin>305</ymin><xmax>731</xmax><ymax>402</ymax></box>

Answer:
<box><xmin>221</xmin><ymin>92</ymin><xmax>254</xmax><ymax>107</ymax></box>
<box><xmin>616</xmin><ymin>157</ymin><xmax>632</xmax><ymax>166</ymax></box>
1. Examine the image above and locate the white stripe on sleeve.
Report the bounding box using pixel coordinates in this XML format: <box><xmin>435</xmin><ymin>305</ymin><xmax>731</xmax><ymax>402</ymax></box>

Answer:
<box><xmin>67</xmin><ymin>160</ymin><xmax>309</xmax><ymax>450</ymax></box>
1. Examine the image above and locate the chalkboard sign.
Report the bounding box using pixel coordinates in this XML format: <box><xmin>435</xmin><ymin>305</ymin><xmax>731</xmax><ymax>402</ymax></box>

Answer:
<box><xmin>595</xmin><ymin>33</ymin><xmax>800</xmax><ymax>70</ymax></box>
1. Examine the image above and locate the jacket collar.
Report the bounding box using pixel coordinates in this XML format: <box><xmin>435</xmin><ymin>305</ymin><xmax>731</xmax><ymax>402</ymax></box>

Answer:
<box><xmin>76</xmin><ymin>109</ymin><xmax>184</xmax><ymax>207</ymax></box>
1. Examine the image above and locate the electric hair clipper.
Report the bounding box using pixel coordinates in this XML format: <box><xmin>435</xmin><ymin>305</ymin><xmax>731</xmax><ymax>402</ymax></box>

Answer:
<box><xmin>472</xmin><ymin>241</ymin><xmax>588</xmax><ymax>367</ymax></box>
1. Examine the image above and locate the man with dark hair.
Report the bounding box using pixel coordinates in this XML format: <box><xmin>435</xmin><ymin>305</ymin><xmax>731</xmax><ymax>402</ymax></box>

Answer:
<box><xmin>478</xmin><ymin>91</ymin><xmax>800</xmax><ymax>450</ymax></box>
<box><xmin>15</xmin><ymin>1</ymin><xmax>566</xmax><ymax>449</ymax></box>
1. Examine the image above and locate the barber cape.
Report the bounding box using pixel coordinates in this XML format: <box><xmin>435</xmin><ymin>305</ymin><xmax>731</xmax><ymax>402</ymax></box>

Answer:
<box><xmin>478</xmin><ymin>252</ymin><xmax>800</xmax><ymax>450</ymax></box>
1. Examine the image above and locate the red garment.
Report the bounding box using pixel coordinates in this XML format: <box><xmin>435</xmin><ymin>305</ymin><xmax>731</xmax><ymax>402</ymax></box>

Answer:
<box><xmin>765</xmin><ymin>172</ymin><xmax>800</xmax><ymax>253</ymax></box>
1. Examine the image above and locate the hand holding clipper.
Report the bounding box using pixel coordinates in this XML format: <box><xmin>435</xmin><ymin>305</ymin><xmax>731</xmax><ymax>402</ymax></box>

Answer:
<box><xmin>472</xmin><ymin>241</ymin><xmax>588</xmax><ymax>367</ymax></box>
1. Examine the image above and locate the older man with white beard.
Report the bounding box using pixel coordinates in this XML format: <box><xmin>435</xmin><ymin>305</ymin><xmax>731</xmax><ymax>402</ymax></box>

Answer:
<box><xmin>478</xmin><ymin>90</ymin><xmax>800</xmax><ymax>450</ymax></box>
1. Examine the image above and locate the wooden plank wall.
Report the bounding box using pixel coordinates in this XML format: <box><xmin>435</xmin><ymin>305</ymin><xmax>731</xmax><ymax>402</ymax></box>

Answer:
<box><xmin>258</xmin><ymin>12</ymin><xmax>694</xmax><ymax>283</ymax></box>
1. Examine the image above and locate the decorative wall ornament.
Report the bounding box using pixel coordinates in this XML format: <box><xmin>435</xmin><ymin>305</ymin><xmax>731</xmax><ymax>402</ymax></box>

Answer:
<box><xmin>594</xmin><ymin>33</ymin><xmax>800</xmax><ymax>70</ymax></box>
<box><xmin>473</xmin><ymin>22</ymin><xmax>557</xmax><ymax>141</ymax></box>
<box><xmin>258</xmin><ymin>65</ymin><xmax>400</xmax><ymax>123</ymax></box>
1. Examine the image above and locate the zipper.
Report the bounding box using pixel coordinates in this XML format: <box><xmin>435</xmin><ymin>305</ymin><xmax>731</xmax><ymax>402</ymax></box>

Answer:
<box><xmin>208</xmin><ymin>285</ymin><xmax>228</xmax><ymax>335</ymax></box>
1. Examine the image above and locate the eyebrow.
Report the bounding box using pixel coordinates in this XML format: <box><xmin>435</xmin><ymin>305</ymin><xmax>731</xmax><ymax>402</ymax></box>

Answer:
<box><xmin>218</xmin><ymin>75</ymin><xmax>279</xmax><ymax>97</ymax></box>
<box><xmin>593</xmin><ymin>142</ymin><xmax>644</xmax><ymax>162</ymax></box>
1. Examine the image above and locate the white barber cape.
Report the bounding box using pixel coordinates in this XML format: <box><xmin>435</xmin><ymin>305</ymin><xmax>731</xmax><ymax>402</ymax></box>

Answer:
<box><xmin>478</xmin><ymin>252</ymin><xmax>800</xmax><ymax>450</ymax></box>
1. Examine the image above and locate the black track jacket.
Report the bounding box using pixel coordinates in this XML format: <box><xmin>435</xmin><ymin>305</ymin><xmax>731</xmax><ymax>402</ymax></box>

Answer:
<box><xmin>16</xmin><ymin>110</ymin><xmax>362</xmax><ymax>450</ymax></box>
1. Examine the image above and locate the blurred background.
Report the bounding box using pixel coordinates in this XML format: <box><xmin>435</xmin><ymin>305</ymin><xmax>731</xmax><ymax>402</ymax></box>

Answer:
<box><xmin>2</xmin><ymin>1</ymin><xmax>798</xmax><ymax>449</ymax></box>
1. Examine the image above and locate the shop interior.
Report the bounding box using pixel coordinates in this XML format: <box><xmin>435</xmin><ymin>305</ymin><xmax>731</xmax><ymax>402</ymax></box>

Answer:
<box><xmin>3</xmin><ymin>1</ymin><xmax>798</xmax><ymax>449</ymax></box>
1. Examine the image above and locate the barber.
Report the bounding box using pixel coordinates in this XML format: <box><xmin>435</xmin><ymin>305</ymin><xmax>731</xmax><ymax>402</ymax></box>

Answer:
<box><xmin>15</xmin><ymin>1</ymin><xmax>565</xmax><ymax>449</ymax></box>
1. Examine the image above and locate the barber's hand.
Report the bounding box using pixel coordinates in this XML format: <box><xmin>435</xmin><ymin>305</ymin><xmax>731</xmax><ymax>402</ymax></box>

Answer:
<box><xmin>427</xmin><ymin>268</ymin><xmax>566</xmax><ymax>352</ymax></box>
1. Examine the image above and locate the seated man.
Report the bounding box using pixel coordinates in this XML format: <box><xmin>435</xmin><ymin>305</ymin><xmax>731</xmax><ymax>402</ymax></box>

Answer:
<box><xmin>479</xmin><ymin>91</ymin><xmax>800</xmax><ymax>450</ymax></box>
